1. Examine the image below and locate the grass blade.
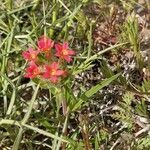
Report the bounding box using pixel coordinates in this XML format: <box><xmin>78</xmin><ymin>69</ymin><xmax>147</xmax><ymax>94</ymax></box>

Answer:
<box><xmin>84</xmin><ymin>73</ymin><xmax>121</xmax><ymax>98</ymax></box>
<box><xmin>12</xmin><ymin>84</ymin><xmax>40</xmax><ymax>150</ymax></box>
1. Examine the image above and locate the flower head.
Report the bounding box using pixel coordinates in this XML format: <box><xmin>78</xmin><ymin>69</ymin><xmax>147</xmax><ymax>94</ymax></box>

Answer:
<box><xmin>38</xmin><ymin>36</ymin><xmax>54</xmax><ymax>52</ymax></box>
<box><xmin>22</xmin><ymin>48</ymin><xmax>39</xmax><ymax>61</ymax></box>
<box><xmin>55</xmin><ymin>42</ymin><xmax>75</xmax><ymax>63</ymax></box>
<box><xmin>43</xmin><ymin>62</ymin><xmax>64</xmax><ymax>83</ymax></box>
<box><xmin>24</xmin><ymin>62</ymin><xmax>40</xmax><ymax>79</ymax></box>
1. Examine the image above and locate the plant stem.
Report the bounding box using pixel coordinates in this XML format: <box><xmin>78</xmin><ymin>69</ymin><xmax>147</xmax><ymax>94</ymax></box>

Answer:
<box><xmin>56</xmin><ymin>112</ymin><xmax>69</xmax><ymax>150</ymax></box>
<box><xmin>49</xmin><ymin>0</ymin><xmax>57</xmax><ymax>37</ymax></box>
<box><xmin>12</xmin><ymin>84</ymin><xmax>40</xmax><ymax>150</ymax></box>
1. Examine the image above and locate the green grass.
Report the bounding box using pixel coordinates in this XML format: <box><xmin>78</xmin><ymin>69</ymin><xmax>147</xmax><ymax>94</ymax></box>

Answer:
<box><xmin>0</xmin><ymin>0</ymin><xmax>150</xmax><ymax>149</ymax></box>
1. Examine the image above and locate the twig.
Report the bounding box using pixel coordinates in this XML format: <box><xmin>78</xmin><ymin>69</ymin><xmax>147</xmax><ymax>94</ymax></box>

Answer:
<box><xmin>110</xmin><ymin>138</ymin><xmax>121</xmax><ymax>150</ymax></box>
<box><xmin>135</xmin><ymin>125</ymin><xmax>150</xmax><ymax>137</ymax></box>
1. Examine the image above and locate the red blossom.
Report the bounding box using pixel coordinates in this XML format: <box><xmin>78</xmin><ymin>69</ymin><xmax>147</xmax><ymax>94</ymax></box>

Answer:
<box><xmin>38</xmin><ymin>36</ymin><xmax>54</xmax><ymax>52</ymax></box>
<box><xmin>22</xmin><ymin>48</ymin><xmax>39</xmax><ymax>61</ymax></box>
<box><xmin>55</xmin><ymin>42</ymin><xmax>75</xmax><ymax>63</ymax></box>
<box><xmin>24</xmin><ymin>62</ymin><xmax>40</xmax><ymax>79</ymax></box>
<box><xmin>43</xmin><ymin>62</ymin><xmax>64</xmax><ymax>83</ymax></box>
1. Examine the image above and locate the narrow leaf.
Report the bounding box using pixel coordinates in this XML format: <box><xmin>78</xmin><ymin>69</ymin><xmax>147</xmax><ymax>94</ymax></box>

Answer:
<box><xmin>23</xmin><ymin>124</ymin><xmax>68</xmax><ymax>143</ymax></box>
<box><xmin>84</xmin><ymin>73</ymin><xmax>121</xmax><ymax>98</ymax></box>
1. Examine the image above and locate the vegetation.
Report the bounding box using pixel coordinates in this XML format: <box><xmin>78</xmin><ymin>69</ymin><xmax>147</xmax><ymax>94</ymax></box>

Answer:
<box><xmin>0</xmin><ymin>0</ymin><xmax>150</xmax><ymax>149</ymax></box>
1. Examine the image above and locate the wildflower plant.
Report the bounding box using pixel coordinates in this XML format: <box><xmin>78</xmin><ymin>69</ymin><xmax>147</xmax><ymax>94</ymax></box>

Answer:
<box><xmin>22</xmin><ymin>36</ymin><xmax>76</xmax><ymax>136</ymax></box>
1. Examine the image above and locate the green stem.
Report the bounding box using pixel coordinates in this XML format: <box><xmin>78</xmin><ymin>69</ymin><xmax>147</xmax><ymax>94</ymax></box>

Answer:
<box><xmin>0</xmin><ymin>119</ymin><xmax>68</xmax><ymax>143</ymax></box>
<box><xmin>0</xmin><ymin>119</ymin><xmax>21</xmax><ymax>127</ymax></box>
<box><xmin>56</xmin><ymin>113</ymin><xmax>69</xmax><ymax>150</ymax></box>
<box><xmin>6</xmin><ymin>62</ymin><xmax>27</xmax><ymax>116</ymax></box>
<box><xmin>6</xmin><ymin>89</ymin><xmax>16</xmax><ymax>116</ymax></box>
<box><xmin>42</xmin><ymin>0</ymin><xmax>46</xmax><ymax>36</ymax></box>
<box><xmin>12</xmin><ymin>84</ymin><xmax>40</xmax><ymax>150</ymax></box>
<box><xmin>6</xmin><ymin>0</ymin><xmax>12</xmax><ymax>10</ymax></box>
<box><xmin>49</xmin><ymin>0</ymin><xmax>57</xmax><ymax>37</ymax></box>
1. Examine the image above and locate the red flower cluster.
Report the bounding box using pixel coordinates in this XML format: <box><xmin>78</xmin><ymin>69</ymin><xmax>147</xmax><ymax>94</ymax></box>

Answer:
<box><xmin>22</xmin><ymin>36</ymin><xmax>75</xmax><ymax>83</ymax></box>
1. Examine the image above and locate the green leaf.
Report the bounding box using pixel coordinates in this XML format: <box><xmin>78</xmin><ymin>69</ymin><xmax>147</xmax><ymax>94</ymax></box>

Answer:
<box><xmin>100</xmin><ymin>60</ymin><xmax>114</xmax><ymax>78</ymax></box>
<box><xmin>23</xmin><ymin>124</ymin><xmax>68</xmax><ymax>143</ymax></box>
<box><xmin>84</xmin><ymin>73</ymin><xmax>121</xmax><ymax>98</ymax></box>
<box><xmin>12</xmin><ymin>84</ymin><xmax>40</xmax><ymax>150</ymax></box>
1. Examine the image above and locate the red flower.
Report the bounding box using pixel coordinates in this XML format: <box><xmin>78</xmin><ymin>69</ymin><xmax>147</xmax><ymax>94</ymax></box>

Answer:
<box><xmin>22</xmin><ymin>48</ymin><xmax>39</xmax><ymax>61</ymax></box>
<box><xmin>55</xmin><ymin>42</ymin><xmax>75</xmax><ymax>63</ymax></box>
<box><xmin>38</xmin><ymin>36</ymin><xmax>54</xmax><ymax>52</ymax></box>
<box><xmin>24</xmin><ymin>62</ymin><xmax>40</xmax><ymax>78</ymax></box>
<box><xmin>43</xmin><ymin>62</ymin><xmax>64</xmax><ymax>83</ymax></box>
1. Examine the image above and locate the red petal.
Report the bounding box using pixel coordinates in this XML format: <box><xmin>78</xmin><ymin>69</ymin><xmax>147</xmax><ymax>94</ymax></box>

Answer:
<box><xmin>55</xmin><ymin>52</ymin><xmax>60</xmax><ymax>57</ymax></box>
<box><xmin>55</xmin><ymin>43</ymin><xmax>63</xmax><ymax>52</ymax></box>
<box><xmin>56</xmin><ymin>70</ymin><xmax>64</xmax><ymax>76</ymax></box>
<box><xmin>50</xmin><ymin>76</ymin><xmax>58</xmax><ymax>83</ymax></box>
<box><xmin>28</xmin><ymin>47</ymin><xmax>34</xmax><ymax>53</ymax></box>
<box><xmin>51</xmin><ymin>62</ymin><xmax>59</xmax><ymax>69</ymax></box>
<box><xmin>64</xmin><ymin>56</ymin><xmax>72</xmax><ymax>63</ymax></box>
<box><xmin>43</xmin><ymin>72</ymin><xmax>50</xmax><ymax>79</ymax></box>
<box><xmin>37</xmin><ymin>36</ymin><xmax>54</xmax><ymax>51</ymax></box>
<box><xmin>24</xmin><ymin>62</ymin><xmax>39</xmax><ymax>78</ymax></box>
<box><xmin>63</xmin><ymin>42</ymin><xmax>68</xmax><ymax>49</ymax></box>
<box><xmin>22</xmin><ymin>51</ymin><xmax>30</xmax><ymax>59</ymax></box>
<box><xmin>68</xmin><ymin>50</ymin><xmax>75</xmax><ymax>55</ymax></box>
<box><xmin>38</xmin><ymin>40</ymin><xmax>45</xmax><ymax>49</ymax></box>
<box><xmin>45</xmin><ymin>65</ymin><xmax>50</xmax><ymax>70</ymax></box>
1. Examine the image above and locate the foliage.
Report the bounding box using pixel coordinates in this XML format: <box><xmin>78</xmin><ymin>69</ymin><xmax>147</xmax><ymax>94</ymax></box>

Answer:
<box><xmin>136</xmin><ymin>136</ymin><xmax>150</xmax><ymax>150</ymax></box>
<box><xmin>0</xmin><ymin>0</ymin><xmax>150</xmax><ymax>149</ymax></box>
